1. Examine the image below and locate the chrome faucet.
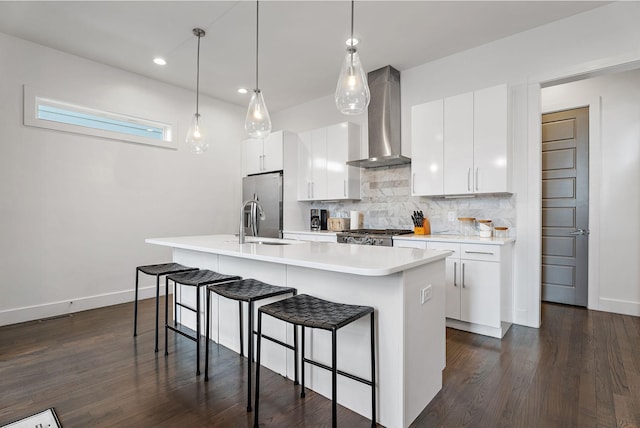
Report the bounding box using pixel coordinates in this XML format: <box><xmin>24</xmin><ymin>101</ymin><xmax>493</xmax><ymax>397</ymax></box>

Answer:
<box><xmin>239</xmin><ymin>198</ymin><xmax>265</xmax><ymax>244</ymax></box>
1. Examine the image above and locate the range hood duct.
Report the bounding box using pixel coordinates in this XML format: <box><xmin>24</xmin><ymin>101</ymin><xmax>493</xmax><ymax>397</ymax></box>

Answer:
<box><xmin>347</xmin><ymin>65</ymin><xmax>411</xmax><ymax>168</ymax></box>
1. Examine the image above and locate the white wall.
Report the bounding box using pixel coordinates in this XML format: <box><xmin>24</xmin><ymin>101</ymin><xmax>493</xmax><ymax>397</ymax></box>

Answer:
<box><xmin>274</xmin><ymin>2</ymin><xmax>640</xmax><ymax>325</ymax></box>
<box><xmin>0</xmin><ymin>32</ymin><xmax>245</xmax><ymax>326</ymax></box>
<box><xmin>542</xmin><ymin>69</ymin><xmax>640</xmax><ymax>315</ymax></box>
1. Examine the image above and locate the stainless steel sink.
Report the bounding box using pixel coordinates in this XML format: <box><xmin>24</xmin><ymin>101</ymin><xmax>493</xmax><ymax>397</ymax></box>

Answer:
<box><xmin>251</xmin><ymin>241</ymin><xmax>291</xmax><ymax>246</ymax></box>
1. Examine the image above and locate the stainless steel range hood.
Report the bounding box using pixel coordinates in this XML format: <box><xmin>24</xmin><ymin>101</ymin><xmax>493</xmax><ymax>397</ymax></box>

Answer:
<box><xmin>347</xmin><ymin>65</ymin><xmax>411</xmax><ymax>168</ymax></box>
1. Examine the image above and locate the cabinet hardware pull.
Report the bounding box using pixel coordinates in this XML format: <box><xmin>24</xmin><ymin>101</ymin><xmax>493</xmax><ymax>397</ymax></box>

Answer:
<box><xmin>475</xmin><ymin>168</ymin><xmax>479</xmax><ymax>191</ymax></box>
<box><xmin>462</xmin><ymin>263</ymin><xmax>465</xmax><ymax>288</ymax></box>
<box><xmin>308</xmin><ymin>182</ymin><xmax>311</xmax><ymax>199</ymax></box>
<box><xmin>311</xmin><ymin>181</ymin><xmax>314</xmax><ymax>198</ymax></box>
<box><xmin>467</xmin><ymin>168</ymin><xmax>471</xmax><ymax>192</ymax></box>
<box><xmin>344</xmin><ymin>179</ymin><xmax>347</xmax><ymax>197</ymax></box>
<box><xmin>412</xmin><ymin>173</ymin><xmax>416</xmax><ymax>194</ymax></box>
<box><xmin>464</xmin><ymin>250</ymin><xmax>495</xmax><ymax>255</ymax></box>
<box><xmin>453</xmin><ymin>261</ymin><xmax>457</xmax><ymax>286</ymax></box>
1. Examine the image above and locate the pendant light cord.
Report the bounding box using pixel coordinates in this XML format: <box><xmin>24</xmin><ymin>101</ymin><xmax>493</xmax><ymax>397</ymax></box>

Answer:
<box><xmin>196</xmin><ymin>33</ymin><xmax>201</xmax><ymax>115</ymax></box>
<box><xmin>350</xmin><ymin>0</ymin><xmax>355</xmax><ymax>68</ymax></box>
<box><xmin>255</xmin><ymin>0</ymin><xmax>260</xmax><ymax>90</ymax></box>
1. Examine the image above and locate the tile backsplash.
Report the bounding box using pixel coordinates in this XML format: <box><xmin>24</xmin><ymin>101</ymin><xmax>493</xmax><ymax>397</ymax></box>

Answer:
<box><xmin>310</xmin><ymin>165</ymin><xmax>516</xmax><ymax>236</ymax></box>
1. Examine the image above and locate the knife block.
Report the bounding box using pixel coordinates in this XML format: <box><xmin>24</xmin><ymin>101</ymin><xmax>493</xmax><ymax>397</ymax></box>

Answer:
<box><xmin>414</xmin><ymin>218</ymin><xmax>431</xmax><ymax>235</ymax></box>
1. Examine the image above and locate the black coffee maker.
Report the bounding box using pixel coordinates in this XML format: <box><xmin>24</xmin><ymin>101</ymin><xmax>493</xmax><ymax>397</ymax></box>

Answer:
<box><xmin>310</xmin><ymin>209</ymin><xmax>328</xmax><ymax>231</ymax></box>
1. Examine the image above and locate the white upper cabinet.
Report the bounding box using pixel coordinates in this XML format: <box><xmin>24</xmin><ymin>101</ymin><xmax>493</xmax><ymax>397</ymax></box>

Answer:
<box><xmin>242</xmin><ymin>130</ymin><xmax>285</xmax><ymax>176</ymax></box>
<box><xmin>298</xmin><ymin>122</ymin><xmax>360</xmax><ymax>201</ymax></box>
<box><xmin>444</xmin><ymin>92</ymin><xmax>474</xmax><ymax>195</ymax></box>
<box><xmin>411</xmin><ymin>84</ymin><xmax>510</xmax><ymax>196</ymax></box>
<box><xmin>411</xmin><ymin>99</ymin><xmax>444</xmax><ymax>196</ymax></box>
<box><xmin>473</xmin><ymin>84</ymin><xmax>509</xmax><ymax>193</ymax></box>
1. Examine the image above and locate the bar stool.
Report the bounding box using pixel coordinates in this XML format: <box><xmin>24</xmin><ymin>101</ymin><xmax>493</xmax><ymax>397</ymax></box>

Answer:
<box><xmin>205</xmin><ymin>278</ymin><xmax>297</xmax><ymax>412</ymax></box>
<box><xmin>164</xmin><ymin>269</ymin><xmax>241</xmax><ymax>376</ymax></box>
<box><xmin>253</xmin><ymin>294</ymin><xmax>376</xmax><ymax>428</ymax></box>
<box><xmin>133</xmin><ymin>263</ymin><xmax>198</xmax><ymax>352</ymax></box>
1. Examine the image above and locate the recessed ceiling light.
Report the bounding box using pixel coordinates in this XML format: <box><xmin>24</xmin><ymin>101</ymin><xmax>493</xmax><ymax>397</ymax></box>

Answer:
<box><xmin>345</xmin><ymin>38</ymin><xmax>359</xmax><ymax>47</ymax></box>
<box><xmin>237</xmin><ymin>88</ymin><xmax>248</xmax><ymax>94</ymax></box>
<box><xmin>153</xmin><ymin>57</ymin><xmax>167</xmax><ymax>66</ymax></box>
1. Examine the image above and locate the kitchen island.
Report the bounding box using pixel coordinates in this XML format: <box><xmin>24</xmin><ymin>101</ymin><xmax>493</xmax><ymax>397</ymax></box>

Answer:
<box><xmin>146</xmin><ymin>234</ymin><xmax>449</xmax><ymax>428</ymax></box>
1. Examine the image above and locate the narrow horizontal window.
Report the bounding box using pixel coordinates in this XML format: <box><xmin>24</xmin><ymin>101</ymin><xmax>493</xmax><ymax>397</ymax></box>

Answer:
<box><xmin>24</xmin><ymin>85</ymin><xmax>176</xmax><ymax>149</ymax></box>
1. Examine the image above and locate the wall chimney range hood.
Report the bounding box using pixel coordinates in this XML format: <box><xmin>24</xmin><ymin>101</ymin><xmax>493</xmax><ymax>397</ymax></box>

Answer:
<box><xmin>347</xmin><ymin>65</ymin><xmax>410</xmax><ymax>168</ymax></box>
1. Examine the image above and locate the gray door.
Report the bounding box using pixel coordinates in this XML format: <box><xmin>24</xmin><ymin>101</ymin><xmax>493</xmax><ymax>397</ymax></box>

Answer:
<box><xmin>541</xmin><ymin>107</ymin><xmax>589</xmax><ymax>306</ymax></box>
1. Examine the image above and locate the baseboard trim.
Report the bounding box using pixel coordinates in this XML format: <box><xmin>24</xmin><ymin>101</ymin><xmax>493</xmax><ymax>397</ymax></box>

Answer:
<box><xmin>446</xmin><ymin>318</ymin><xmax>512</xmax><ymax>339</ymax></box>
<box><xmin>0</xmin><ymin>285</ymin><xmax>167</xmax><ymax>327</ymax></box>
<box><xmin>598</xmin><ymin>297</ymin><xmax>640</xmax><ymax>317</ymax></box>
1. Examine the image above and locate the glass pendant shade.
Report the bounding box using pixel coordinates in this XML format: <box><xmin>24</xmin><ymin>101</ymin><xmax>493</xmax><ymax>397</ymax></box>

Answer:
<box><xmin>335</xmin><ymin>46</ymin><xmax>370</xmax><ymax>115</ymax></box>
<box><xmin>186</xmin><ymin>113</ymin><xmax>209</xmax><ymax>154</ymax></box>
<box><xmin>245</xmin><ymin>89</ymin><xmax>271</xmax><ymax>139</ymax></box>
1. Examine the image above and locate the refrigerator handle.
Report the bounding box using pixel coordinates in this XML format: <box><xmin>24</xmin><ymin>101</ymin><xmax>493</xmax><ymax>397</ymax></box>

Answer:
<box><xmin>251</xmin><ymin>193</ymin><xmax>259</xmax><ymax>236</ymax></box>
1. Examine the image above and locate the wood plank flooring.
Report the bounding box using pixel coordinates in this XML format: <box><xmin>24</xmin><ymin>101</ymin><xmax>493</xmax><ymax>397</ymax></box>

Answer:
<box><xmin>413</xmin><ymin>303</ymin><xmax>640</xmax><ymax>428</ymax></box>
<box><xmin>1</xmin><ymin>300</ymin><xmax>639</xmax><ymax>427</ymax></box>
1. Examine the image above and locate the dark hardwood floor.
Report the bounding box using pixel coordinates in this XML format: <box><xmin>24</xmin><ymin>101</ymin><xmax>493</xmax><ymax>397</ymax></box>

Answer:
<box><xmin>1</xmin><ymin>300</ymin><xmax>639</xmax><ymax>427</ymax></box>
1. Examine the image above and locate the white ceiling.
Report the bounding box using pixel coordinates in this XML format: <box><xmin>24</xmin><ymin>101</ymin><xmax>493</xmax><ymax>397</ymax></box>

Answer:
<box><xmin>0</xmin><ymin>1</ymin><xmax>607</xmax><ymax>112</ymax></box>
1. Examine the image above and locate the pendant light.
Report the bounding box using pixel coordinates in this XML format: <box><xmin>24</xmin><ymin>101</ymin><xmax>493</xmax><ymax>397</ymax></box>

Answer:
<box><xmin>186</xmin><ymin>28</ymin><xmax>209</xmax><ymax>154</ymax></box>
<box><xmin>245</xmin><ymin>0</ymin><xmax>272</xmax><ymax>138</ymax></box>
<box><xmin>335</xmin><ymin>0</ymin><xmax>370</xmax><ymax>115</ymax></box>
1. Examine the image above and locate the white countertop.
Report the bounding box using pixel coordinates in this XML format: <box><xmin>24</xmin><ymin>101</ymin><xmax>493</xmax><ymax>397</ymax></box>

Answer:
<box><xmin>283</xmin><ymin>230</ymin><xmax>338</xmax><ymax>236</ymax></box>
<box><xmin>393</xmin><ymin>233</ymin><xmax>515</xmax><ymax>245</ymax></box>
<box><xmin>146</xmin><ymin>234</ymin><xmax>449</xmax><ymax>276</ymax></box>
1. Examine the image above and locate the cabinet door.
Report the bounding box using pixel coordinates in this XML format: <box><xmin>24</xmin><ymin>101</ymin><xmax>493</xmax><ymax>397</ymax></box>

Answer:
<box><xmin>444</xmin><ymin>92</ymin><xmax>474</xmax><ymax>195</ymax></box>
<box><xmin>473</xmin><ymin>84</ymin><xmax>508</xmax><ymax>193</ymax></box>
<box><xmin>242</xmin><ymin>138</ymin><xmax>264</xmax><ymax>176</ymax></box>
<box><xmin>262</xmin><ymin>130</ymin><xmax>284</xmax><ymax>173</ymax></box>
<box><xmin>297</xmin><ymin>131</ymin><xmax>313</xmax><ymax>201</ymax></box>
<box><xmin>460</xmin><ymin>260</ymin><xmax>501</xmax><ymax>328</ymax></box>
<box><xmin>326</xmin><ymin>123</ymin><xmax>349</xmax><ymax>199</ymax></box>
<box><xmin>446</xmin><ymin>258</ymin><xmax>461</xmax><ymax>320</ymax></box>
<box><xmin>310</xmin><ymin>128</ymin><xmax>328</xmax><ymax>200</ymax></box>
<box><xmin>411</xmin><ymin>99</ymin><xmax>444</xmax><ymax>196</ymax></box>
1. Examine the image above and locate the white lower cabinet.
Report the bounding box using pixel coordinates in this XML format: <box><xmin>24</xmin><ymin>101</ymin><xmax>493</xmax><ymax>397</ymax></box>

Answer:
<box><xmin>394</xmin><ymin>238</ymin><xmax>513</xmax><ymax>338</ymax></box>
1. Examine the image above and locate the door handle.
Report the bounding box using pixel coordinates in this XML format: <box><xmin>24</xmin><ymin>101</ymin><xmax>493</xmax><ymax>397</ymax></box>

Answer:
<box><xmin>461</xmin><ymin>263</ymin><xmax>465</xmax><ymax>288</ymax></box>
<box><xmin>453</xmin><ymin>261</ymin><xmax>457</xmax><ymax>287</ymax></box>
<box><xmin>570</xmin><ymin>229</ymin><xmax>589</xmax><ymax>236</ymax></box>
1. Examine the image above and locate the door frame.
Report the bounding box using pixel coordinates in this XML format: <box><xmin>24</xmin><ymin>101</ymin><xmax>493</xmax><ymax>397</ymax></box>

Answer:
<box><xmin>524</xmin><ymin>55</ymin><xmax>640</xmax><ymax>326</ymax></box>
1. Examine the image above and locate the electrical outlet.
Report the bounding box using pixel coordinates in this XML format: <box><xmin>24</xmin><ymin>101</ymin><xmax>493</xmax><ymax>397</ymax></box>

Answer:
<box><xmin>421</xmin><ymin>285</ymin><xmax>433</xmax><ymax>304</ymax></box>
<box><xmin>448</xmin><ymin>211</ymin><xmax>457</xmax><ymax>222</ymax></box>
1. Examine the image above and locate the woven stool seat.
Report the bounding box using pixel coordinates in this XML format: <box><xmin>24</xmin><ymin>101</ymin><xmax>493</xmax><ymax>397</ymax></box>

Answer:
<box><xmin>138</xmin><ymin>262</ymin><xmax>195</xmax><ymax>276</ymax></box>
<box><xmin>167</xmin><ymin>269</ymin><xmax>240</xmax><ymax>286</ymax></box>
<box><xmin>208</xmin><ymin>278</ymin><xmax>296</xmax><ymax>302</ymax></box>
<box><xmin>258</xmin><ymin>294</ymin><xmax>374</xmax><ymax>331</ymax></box>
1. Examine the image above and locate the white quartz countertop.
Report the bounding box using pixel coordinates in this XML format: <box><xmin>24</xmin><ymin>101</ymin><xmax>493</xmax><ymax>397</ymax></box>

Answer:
<box><xmin>283</xmin><ymin>230</ymin><xmax>338</xmax><ymax>236</ymax></box>
<box><xmin>393</xmin><ymin>234</ymin><xmax>515</xmax><ymax>245</ymax></box>
<box><xmin>146</xmin><ymin>234</ymin><xmax>449</xmax><ymax>276</ymax></box>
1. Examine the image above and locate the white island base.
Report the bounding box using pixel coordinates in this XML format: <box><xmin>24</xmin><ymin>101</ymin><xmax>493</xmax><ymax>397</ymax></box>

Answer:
<box><xmin>147</xmin><ymin>235</ymin><xmax>447</xmax><ymax>428</ymax></box>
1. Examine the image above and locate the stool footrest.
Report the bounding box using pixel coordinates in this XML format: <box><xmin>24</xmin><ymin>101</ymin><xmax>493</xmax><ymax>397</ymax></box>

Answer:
<box><xmin>166</xmin><ymin>325</ymin><xmax>198</xmax><ymax>343</ymax></box>
<box><xmin>302</xmin><ymin>356</ymin><xmax>373</xmax><ymax>387</ymax></box>
<box><xmin>175</xmin><ymin>301</ymin><xmax>196</xmax><ymax>312</ymax></box>
<box><xmin>260</xmin><ymin>332</ymin><xmax>296</xmax><ymax>352</ymax></box>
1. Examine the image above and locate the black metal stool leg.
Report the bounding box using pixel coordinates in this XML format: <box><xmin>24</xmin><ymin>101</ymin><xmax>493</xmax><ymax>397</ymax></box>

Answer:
<box><xmin>332</xmin><ymin>328</ymin><xmax>337</xmax><ymax>428</ymax></box>
<box><xmin>247</xmin><ymin>301</ymin><xmax>254</xmax><ymax>412</ymax></box>
<box><xmin>196</xmin><ymin>286</ymin><xmax>201</xmax><ymax>376</ymax></box>
<box><xmin>370</xmin><ymin>312</ymin><xmax>376</xmax><ymax>427</ymax></box>
<box><xmin>239</xmin><ymin>300</ymin><xmax>244</xmax><ymax>358</ymax></box>
<box><xmin>133</xmin><ymin>268</ymin><xmax>139</xmax><ymax>337</ymax></box>
<box><xmin>174</xmin><ymin>280</ymin><xmax>179</xmax><ymax>327</ymax></box>
<box><xmin>301</xmin><ymin>326</ymin><xmax>306</xmax><ymax>398</ymax></box>
<box><xmin>164</xmin><ymin>277</ymin><xmax>170</xmax><ymax>356</ymax></box>
<box><xmin>205</xmin><ymin>287</ymin><xmax>211</xmax><ymax>382</ymax></box>
<box><xmin>253</xmin><ymin>311</ymin><xmax>263</xmax><ymax>428</ymax></box>
<box><xmin>293</xmin><ymin>323</ymin><xmax>299</xmax><ymax>385</ymax></box>
<box><xmin>154</xmin><ymin>274</ymin><xmax>160</xmax><ymax>352</ymax></box>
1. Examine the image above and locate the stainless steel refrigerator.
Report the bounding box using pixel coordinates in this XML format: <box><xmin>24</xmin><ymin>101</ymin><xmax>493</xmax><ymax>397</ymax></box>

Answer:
<box><xmin>242</xmin><ymin>171</ymin><xmax>283</xmax><ymax>238</ymax></box>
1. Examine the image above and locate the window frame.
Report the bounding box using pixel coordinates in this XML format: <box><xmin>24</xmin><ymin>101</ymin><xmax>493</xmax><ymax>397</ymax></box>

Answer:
<box><xmin>23</xmin><ymin>85</ymin><xmax>177</xmax><ymax>149</ymax></box>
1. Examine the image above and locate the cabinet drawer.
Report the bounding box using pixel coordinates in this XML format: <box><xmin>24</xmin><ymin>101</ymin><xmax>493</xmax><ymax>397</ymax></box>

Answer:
<box><xmin>394</xmin><ymin>239</ymin><xmax>427</xmax><ymax>249</ymax></box>
<box><xmin>427</xmin><ymin>242</ymin><xmax>461</xmax><ymax>258</ymax></box>
<box><xmin>461</xmin><ymin>243</ymin><xmax>501</xmax><ymax>262</ymax></box>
